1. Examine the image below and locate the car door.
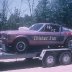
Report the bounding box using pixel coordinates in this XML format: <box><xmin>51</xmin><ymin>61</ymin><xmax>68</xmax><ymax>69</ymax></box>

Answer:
<box><xmin>39</xmin><ymin>24</ymin><xmax>62</xmax><ymax>45</ymax></box>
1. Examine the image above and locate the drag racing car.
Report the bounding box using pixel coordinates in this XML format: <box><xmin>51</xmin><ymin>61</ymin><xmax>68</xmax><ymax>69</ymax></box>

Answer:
<box><xmin>0</xmin><ymin>23</ymin><xmax>72</xmax><ymax>53</ymax></box>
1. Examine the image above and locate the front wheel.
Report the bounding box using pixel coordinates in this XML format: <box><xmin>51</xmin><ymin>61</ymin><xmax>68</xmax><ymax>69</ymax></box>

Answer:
<box><xmin>14</xmin><ymin>39</ymin><xmax>28</xmax><ymax>53</ymax></box>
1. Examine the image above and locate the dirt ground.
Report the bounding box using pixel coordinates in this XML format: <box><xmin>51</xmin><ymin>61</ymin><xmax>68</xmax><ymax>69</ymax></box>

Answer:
<box><xmin>0</xmin><ymin>59</ymin><xmax>72</xmax><ymax>72</ymax></box>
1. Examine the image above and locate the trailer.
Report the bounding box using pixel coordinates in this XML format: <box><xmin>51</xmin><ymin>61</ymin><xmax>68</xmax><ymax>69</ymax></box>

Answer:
<box><xmin>0</xmin><ymin>38</ymin><xmax>72</xmax><ymax>67</ymax></box>
<box><xmin>0</xmin><ymin>46</ymin><xmax>72</xmax><ymax>67</ymax></box>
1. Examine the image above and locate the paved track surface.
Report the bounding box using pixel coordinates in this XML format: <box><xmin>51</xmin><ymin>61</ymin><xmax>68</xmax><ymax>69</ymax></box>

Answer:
<box><xmin>0</xmin><ymin>59</ymin><xmax>72</xmax><ymax>72</ymax></box>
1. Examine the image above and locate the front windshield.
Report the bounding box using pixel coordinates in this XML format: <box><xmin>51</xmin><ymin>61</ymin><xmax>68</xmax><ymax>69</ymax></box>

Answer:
<box><xmin>29</xmin><ymin>24</ymin><xmax>43</xmax><ymax>31</ymax></box>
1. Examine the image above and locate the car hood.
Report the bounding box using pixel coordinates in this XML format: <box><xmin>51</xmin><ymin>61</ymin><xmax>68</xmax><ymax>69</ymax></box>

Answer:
<box><xmin>0</xmin><ymin>30</ymin><xmax>39</xmax><ymax>35</ymax></box>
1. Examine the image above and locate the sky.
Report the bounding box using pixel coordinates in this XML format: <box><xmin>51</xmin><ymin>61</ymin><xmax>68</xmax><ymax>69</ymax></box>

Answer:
<box><xmin>0</xmin><ymin>0</ymin><xmax>39</xmax><ymax>18</ymax></box>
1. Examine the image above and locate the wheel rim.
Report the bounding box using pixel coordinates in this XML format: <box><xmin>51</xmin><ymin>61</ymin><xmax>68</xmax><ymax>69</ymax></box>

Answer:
<box><xmin>62</xmin><ymin>54</ymin><xmax>71</xmax><ymax>64</ymax></box>
<box><xmin>16</xmin><ymin>41</ymin><xmax>26</xmax><ymax>52</ymax></box>
<box><xmin>68</xmin><ymin>40</ymin><xmax>72</xmax><ymax>48</ymax></box>
<box><xmin>46</xmin><ymin>56</ymin><xmax>54</xmax><ymax>65</ymax></box>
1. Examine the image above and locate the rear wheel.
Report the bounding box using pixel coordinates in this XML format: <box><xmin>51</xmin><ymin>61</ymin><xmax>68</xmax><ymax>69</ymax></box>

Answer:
<box><xmin>67</xmin><ymin>40</ymin><xmax>72</xmax><ymax>48</ymax></box>
<box><xmin>59</xmin><ymin>52</ymin><xmax>72</xmax><ymax>65</ymax></box>
<box><xmin>65</xmin><ymin>38</ymin><xmax>72</xmax><ymax>48</ymax></box>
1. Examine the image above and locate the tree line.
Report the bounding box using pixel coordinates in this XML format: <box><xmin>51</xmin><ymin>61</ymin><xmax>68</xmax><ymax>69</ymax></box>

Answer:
<box><xmin>0</xmin><ymin>0</ymin><xmax>72</xmax><ymax>30</ymax></box>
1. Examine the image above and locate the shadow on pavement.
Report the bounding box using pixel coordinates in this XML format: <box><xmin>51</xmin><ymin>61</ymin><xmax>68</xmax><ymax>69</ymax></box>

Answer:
<box><xmin>0</xmin><ymin>59</ymin><xmax>42</xmax><ymax>71</ymax></box>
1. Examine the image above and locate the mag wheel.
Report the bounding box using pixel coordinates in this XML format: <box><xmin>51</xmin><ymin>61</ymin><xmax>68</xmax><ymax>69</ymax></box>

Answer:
<box><xmin>59</xmin><ymin>52</ymin><xmax>71</xmax><ymax>65</ymax></box>
<box><xmin>14</xmin><ymin>39</ymin><xmax>28</xmax><ymax>53</ymax></box>
<box><xmin>42</xmin><ymin>53</ymin><xmax>56</xmax><ymax>67</ymax></box>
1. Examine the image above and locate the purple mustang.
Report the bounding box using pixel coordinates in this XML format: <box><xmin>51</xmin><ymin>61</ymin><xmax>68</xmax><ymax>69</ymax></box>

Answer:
<box><xmin>0</xmin><ymin>23</ymin><xmax>72</xmax><ymax>53</ymax></box>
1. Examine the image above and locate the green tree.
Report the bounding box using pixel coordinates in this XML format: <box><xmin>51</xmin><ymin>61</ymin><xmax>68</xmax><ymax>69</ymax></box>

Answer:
<box><xmin>7</xmin><ymin>8</ymin><xmax>20</xmax><ymax>30</ymax></box>
<box><xmin>56</xmin><ymin>0</ymin><xmax>72</xmax><ymax>27</ymax></box>
<box><xmin>19</xmin><ymin>14</ymin><xmax>35</xmax><ymax>27</ymax></box>
<box><xmin>35</xmin><ymin>0</ymin><xmax>49</xmax><ymax>23</ymax></box>
<box><xmin>35</xmin><ymin>0</ymin><xmax>72</xmax><ymax>28</ymax></box>
<box><xmin>0</xmin><ymin>0</ymin><xmax>8</xmax><ymax>30</ymax></box>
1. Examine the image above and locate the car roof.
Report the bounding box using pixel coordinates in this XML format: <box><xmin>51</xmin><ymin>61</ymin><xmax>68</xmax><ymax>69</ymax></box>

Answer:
<box><xmin>36</xmin><ymin>23</ymin><xmax>61</xmax><ymax>26</ymax></box>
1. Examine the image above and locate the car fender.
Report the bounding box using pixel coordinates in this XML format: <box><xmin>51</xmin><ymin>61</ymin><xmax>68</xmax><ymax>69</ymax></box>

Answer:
<box><xmin>13</xmin><ymin>35</ymin><xmax>29</xmax><ymax>44</ymax></box>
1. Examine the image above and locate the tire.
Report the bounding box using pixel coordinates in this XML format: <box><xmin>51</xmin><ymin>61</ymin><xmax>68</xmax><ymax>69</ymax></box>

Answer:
<box><xmin>14</xmin><ymin>39</ymin><xmax>28</xmax><ymax>53</ymax></box>
<box><xmin>59</xmin><ymin>52</ymin><xmax>72</xmax><ymax>65</ymax></box>
<box><xmin>42</xmin><ymin>53</ymin><xmax>56</xmax><ymax>67</ymax></box>
<box><xmin>65</xmin><ymin>38</ymin><xmax>72</xmax><ymax>48</ymax></box>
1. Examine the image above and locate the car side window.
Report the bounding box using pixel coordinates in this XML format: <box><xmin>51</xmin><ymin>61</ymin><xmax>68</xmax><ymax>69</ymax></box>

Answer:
<box><xmin>44</xmin><ymin>25</ymin><xmax>52</xmax><ymax>32</ymax></box>
<box><xmin>43</xmin><ymin>25</ymin><xmax>60</xmax><ymax>32</ymax></box>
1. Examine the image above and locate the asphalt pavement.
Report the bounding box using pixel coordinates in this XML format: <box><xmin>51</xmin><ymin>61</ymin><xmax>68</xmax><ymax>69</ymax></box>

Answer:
<box><xmin>0</xmin><ymin>59</ymin><xmax>72</xmax><ymax>72</ymax></box>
